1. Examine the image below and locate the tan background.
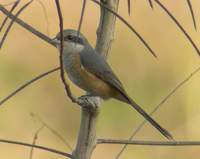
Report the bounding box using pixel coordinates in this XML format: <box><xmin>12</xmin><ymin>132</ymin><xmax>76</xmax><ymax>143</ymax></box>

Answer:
<box><xmin>0</xmin><ymin>0</ymin><xmax>200</xmax><ymax>158</ymax></box>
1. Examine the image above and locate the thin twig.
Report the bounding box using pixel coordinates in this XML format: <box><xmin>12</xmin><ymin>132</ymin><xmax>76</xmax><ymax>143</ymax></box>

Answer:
<box><xmin>36</xmin><ymin>0</ymin><xmax>50</xmax><ymax>35</ymax></box>
<box><xmin>1</xmin><ymin>0</ymin><xmax>19</xmax><ymax>6</ymax></box>
<box><xmin>98</xmin><ymin>139</ymin><xmax>200</xmax><ymax>146</ymax></box>
<box><xmin>153</xmin><ymin>0</ymin><xmax>200</xmax><ymax>56</ymax></box>
<box><xmin>0</xmin><ymin>67</ymin><xmax>60</xmax><ymax>107</ymax></box>
<box><xmin>29</xmin><ymin>125</ymin><xmax>45</xmax><ymax>159</ymax></box>
<box><xmin>91</xmin><ymin>0</ymin><xmax>157</xmax><ymax>58</ymax></box>
<box><xmin>30</xmin><ymin>113</ymin><xmax>73</xmax><ymax>151</ymax></box>
<box><xmin>0</xmin><ymin>0</ymin><xmax>20</xmax><ymax>32</ymax></box>
<box><xmin>0</xmin><ymin>5</ymin><xmax>55</xmax><ymax>46</ymax></box>
<box><xmin>115</xmin><ymin>66</ymin><xmax>200</xmax><ymax>158</ymax></box>
<box><xmin>55</xmin><ymin>0</ymin><xmax>77</xmax><ymax>103</ymax></box>
<box><xmin>186</xmin><ymin>0</ymin><xmax>196</xmax><ymax>30</ymax></box>
<box><xmin>77</xmin><ymin>0</ymin><xmax>87</xmax><ymax>38</ymax></box>
<box><xmin>0</xmin><ymin>2</ymin><xmax>156</xmax><ymax>58</ymax></box>
<box><xmin>0</xmin><ymin>139</ymin><xmax>72</xmax><ymax>158</ymax></box>
<box><xmin>127</xmin><ymin>0</ymin><xmax>131</xmax><ymax>15</ymax></box>
<box><xmin>0</xmin><ymin>0</ymin><xmax>34</xmax><ymax>48</ymax></box>
<box><xmin>148</xmin><ymin>0</ymin><xmax>153</xmax><ymax>9</ymax></box>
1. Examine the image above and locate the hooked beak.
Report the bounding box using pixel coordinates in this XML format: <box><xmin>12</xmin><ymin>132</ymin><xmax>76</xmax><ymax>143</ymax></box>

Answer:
<box><xmin>52</xmin><ymin>37</ymin><xmax>60</xmax><ymax>46</ymax></box>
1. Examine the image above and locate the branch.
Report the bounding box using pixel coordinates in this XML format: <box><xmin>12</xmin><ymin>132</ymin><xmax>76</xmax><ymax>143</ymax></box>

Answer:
<box><xmin>98</xmin><ymin>139</ymin><xmax>200</xmax><ymax>146</ymax></box>
<box><xmin>92</xmin><ymin>0</ymin><xmax>157</xmax><ymax>58</ymax></box>
<box><xmin>0</xmin><ymin>2</ymin><xmax>157</xmax><ymax>58</ymax></box>
<box><xmin>0</xmin><ymin>67</ymin><xmax>59</xmax><ymax>107</ymax></box>
<box><xmin>30</xmin><ymin>113</ymin><xmax>73</xmax><ymax>151</ymax></box>
<box><xmin>0</xmin><ymin>0</ymin><xmax>20</xmax><ymax>32</ymax></box>
<box><xmin>36</xmin><ymin>0</ymin><xmax>50</xmax><ymax>35</ymax></box>
<box><xmin>153</xmin><ymin>0</ymin><xmax>200</xmax><ymax>56</ymax></box>
<box><xmin>148</xmin><ymin>0</ymin><xmax>153</xmax><ymax>9</ymax></box>
<box><xmin>0</xmin><ymin>0</ymin><xmax>33</xmax><ymax>48</ymax></box>
<box><xmin>127</xmin><ymin>0</ymin><xmax>131</xmax><ymax>15</ymax></box>
<box><xmin>29</xmin><ymin>125</ymin><xmax>45</xmax><ymax>159</ymax></box>
<box><xmin>115</xmin><ymin>66</ymin><xmax>200</xmax><ymax>158</ymax></box>
<box><xmin>0</xmin><ymin>139</ymin><xmax>72</xmax><ymax>158</ymax></box>
<box><xmin>54</xmin><ymin>0</ymin><xmax>77</xmax><ymax>103</ymax></box>
<box><xmin>0</xmin><ymin>5</ymin><xmax>55</xmax><ymax>46</ymax></box>
<box><xmin>186</xmin><ymin>0</ymin><xmax>196</xmax><ymax>30</ymax></box>
<box><xmin>1</xmin><ymin>0</ymin><xmax>19</xmax><ymax>6</ymax></box>
<box><xmin>77</xmin><ymin>0</ymin><xmax>87</xmax><ymax>37</ymax></box>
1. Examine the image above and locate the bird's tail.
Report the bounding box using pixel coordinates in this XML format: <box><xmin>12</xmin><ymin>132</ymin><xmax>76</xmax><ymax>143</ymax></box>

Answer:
<box><xmin>125</xmin><ymin>96</ymin><xmax>173</xmax><ymax>140</ymax></box>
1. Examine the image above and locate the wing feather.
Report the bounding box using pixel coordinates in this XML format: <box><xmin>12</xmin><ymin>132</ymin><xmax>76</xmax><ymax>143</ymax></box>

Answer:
<box><xmin>80</xmin><ymin>48</ymin><xmax>127</xmax><ymax>96</ymax></box>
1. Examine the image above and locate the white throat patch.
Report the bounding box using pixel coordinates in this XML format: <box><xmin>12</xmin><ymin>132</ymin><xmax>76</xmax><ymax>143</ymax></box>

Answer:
<box><xmin>56</xmin><ymin>41</ymin><xmax>84</xmax><ymax>53</ymax></box>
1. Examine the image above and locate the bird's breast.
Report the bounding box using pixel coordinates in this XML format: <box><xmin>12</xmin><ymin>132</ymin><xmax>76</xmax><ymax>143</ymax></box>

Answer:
<box><xmin>62</xmin><ymin>53</ymin><xmax>116</xmax><ymax>99</ymax></box>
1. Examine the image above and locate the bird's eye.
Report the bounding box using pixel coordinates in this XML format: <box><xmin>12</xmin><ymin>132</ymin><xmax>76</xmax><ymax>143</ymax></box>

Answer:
<box><xmin>67</xmin><ymin>35</ymin><xmax>73</xmax><ymax>40</ymax></box>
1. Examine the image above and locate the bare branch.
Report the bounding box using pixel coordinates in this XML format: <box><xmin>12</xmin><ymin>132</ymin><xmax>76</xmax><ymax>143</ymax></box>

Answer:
<box><xmin>0</xmin><ymin>0</ymin><xmax>33</xmax><ymax>48</ymax></box>
<box><xmin>127</xmin><ymin>0</ymin><xmax>131</xmax><ymax>15</ymax></box>
<box><xmin>54</xmin><ymin>0</ymin><xmax>77</xmax><ymax>103</ymax></box>
<box><xmin>115</xmin><ymin>66</ymin><xmax>200</xmax><ymax>158</ymax></box>
<box><xmin>0</xmin><ymin>5</ymin><xmax>55</xmax><ymax>46</ymax></box>
<box><xmin>0</xmin><ymin>139</ymin><xmax>72</xmax><ymax>158</ymax></box>
<box><xmin>36</xmin><ymin>0</ymin><xmax>50</xmax><ymax>35</ymax></box>
<box><xmin>91</xmin><ymin>0</ymin><xmax>157</xmax><ymax>58</ymax></box>
<box><xmin>30</xmin><ymin>113</ymin><xmax>73</xmax><ymax>151</ymax></box>
<box><xmin>98</xmin><ymin>139</ymin><xmax>200</xmax><ymax>146</ymax></box>
<box><xmin>1</xmin><ymin>0</ymin><xmax>19</xmax><ymax>6</ymax></box>
<box><xmin>186</xmin><ymin>0</ymin><xmax>196</xmax><ymax>30</ymax></box>
<box><xmin>148</xmin><ymin>0</ymin><xmax>153</xmax><ymax>9</ymax></box>
<box><xmin>0</xmin><ymin>2</ymin><xmax>156</xmax><ymax>58</ymax></box>
<box><xmin>153</xmin><ymin>0</ymin><xmax>200</xmax><ymax>56</ymax></box>
<box><xmin>29</xmin><ymin>125</ymin><xmax>45</xmax><ymax>159</ymax></box>
<box><xmin>77</xmin><ymin>0</ymin><xmax>87</xmax><ymax>38</ymax></box>
<box><xmin>0</xmin><ymin>67</ymin><xmax>59</xmax><ymax>107</ymax></box>
<box><xmin>0</xmin><ymin>0</ymin><xmax>20</xmax><ymax>32</ymax></box>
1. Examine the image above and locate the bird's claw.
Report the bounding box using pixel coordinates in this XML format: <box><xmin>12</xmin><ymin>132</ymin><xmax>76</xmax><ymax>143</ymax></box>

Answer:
<box><xmin>77</xmin><ymin>95</ymin><xmax>102</xmax><ymax>110</ymax></box>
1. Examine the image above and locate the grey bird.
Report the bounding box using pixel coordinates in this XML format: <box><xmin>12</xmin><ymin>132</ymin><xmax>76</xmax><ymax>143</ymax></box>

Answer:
<box><xmin>53</xmin><ymin>29</ymin><xmax>173</xmax><ymax>140</ymax></box>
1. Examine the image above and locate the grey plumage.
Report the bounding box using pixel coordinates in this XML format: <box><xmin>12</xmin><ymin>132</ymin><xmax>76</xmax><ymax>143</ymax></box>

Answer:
<box><xmin>53</xmin><ymin>29</ymin><xmax>173</xmax><ymax>140</ymax></box>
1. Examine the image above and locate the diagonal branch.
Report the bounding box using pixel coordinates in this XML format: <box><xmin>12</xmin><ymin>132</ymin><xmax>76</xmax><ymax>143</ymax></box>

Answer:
<box><xmin>0</xmin><ymin>139</ymin><xmax>72</xmax><ymax>158</ymax></box>
<box><xmin>91</xmin><ymin>0</ymin><xmax>157</xmax><ymax>58</ymax></box>
<box><xmin>29</xmin><ymin>125</ymin><xmax>45</xmax><ymax>159</ymax></box>
<box><xmin>98</xmin><ymin>139</ymin><xmax>200</xmax><ymax>146</ymax></box>
<box><xmin>153</xmin><ymin>0</ymin><xmax>200</xmax><ymax>56</ymax></box>
<box><xmin>36</xmin><ymin>0</ymin><xmax>50</xmax><ymax>35</ymax></box>
<box><xmin>31</xmin><ymin>113</ymin><xmax>73</xmax><ymax>151</ymax></box>
<box><xmin>0</xmin><ymin>2</ymin><xmax>157</xmax><ymax>58</ymax></box>
<box><xmin>0</xmin><ymin>67</ymin><xmax>59</xmax><ymax>107</ymax></box>
<box><xmin>115</xmin><ymin>66</ymin><xmax>200</xmax><ymax>158</ymax></box>
<box><xmin>0</xmin><ymin>0</ymin><xmax>20</xmax><ymax>32</ymax></box>
<box><xmin>186</xmin><ymin>0</ymin><xmax>196</xmax><ymax>30</ymax></box>
<box><xmin>0</xmin><ymin>5</ymin><xmax>54</xmax><ymax>46</ymax></box>
<box><xmin>0</xmin><ymin>0</ymin><xmax>33</xmax><ymax>48</ymax></box>
<box><xmin>148</xmin><ymin>0</ymin><xmax>153</xmax><ymax>9</ymax></box>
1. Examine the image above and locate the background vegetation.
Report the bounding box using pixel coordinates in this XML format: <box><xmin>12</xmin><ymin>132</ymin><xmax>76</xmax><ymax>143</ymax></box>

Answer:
<box><xmin>0</xmin><ymin>0</ymin><xmax>200</xmax><ymax>158</ymax></box>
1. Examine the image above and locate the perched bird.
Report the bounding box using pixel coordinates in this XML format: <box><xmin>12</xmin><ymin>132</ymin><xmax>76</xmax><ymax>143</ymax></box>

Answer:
<box><xmin>53</xmin><ymin>29</ymin><xmax>173</xmax><ymax>140</ymax></box>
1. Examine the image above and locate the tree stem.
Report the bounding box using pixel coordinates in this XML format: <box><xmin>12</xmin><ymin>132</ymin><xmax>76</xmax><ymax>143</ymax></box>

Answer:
<box><xmin>73</xmin><ymin>1</ymin><xmax>119</xmax><ymax>159</ymax></box>
<box><xmin>73</xmin><ymin>108</ymin><xmax>99</xmax><ymax>159</ymax></box>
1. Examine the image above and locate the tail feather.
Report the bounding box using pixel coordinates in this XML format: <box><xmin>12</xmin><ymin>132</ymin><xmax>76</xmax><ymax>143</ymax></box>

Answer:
<box><xmin>125</xmin><ymin>96</ymin><xmax>173</xmax><ymax>140</ymax></box>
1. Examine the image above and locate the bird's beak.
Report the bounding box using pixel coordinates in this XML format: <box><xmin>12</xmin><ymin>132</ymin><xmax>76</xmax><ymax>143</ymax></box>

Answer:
<box><xmin>52</xmin><ymin>37</ymin><xmax>60</xmax><ymax>46</ymax></box>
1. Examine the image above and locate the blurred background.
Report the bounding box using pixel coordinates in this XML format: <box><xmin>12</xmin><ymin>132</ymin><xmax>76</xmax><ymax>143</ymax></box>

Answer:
<box><xmin>0</xmin><ymin>0</ymin><xmax>200</xmax><ymax>158</ymax></box>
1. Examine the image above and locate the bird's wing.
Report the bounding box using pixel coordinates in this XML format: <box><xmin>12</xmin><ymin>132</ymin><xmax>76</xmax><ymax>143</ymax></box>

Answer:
<box><xmin>80</xmin><ymin>48</ymin><xmax>127</xmax><ymax>96</ymax></box>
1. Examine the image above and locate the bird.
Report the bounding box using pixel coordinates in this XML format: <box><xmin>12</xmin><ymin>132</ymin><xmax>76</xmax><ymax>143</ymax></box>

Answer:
<box><xmin>52</xmin><ymin>29</ymin><xmax>173</xmax><ymax>140</ymax></box>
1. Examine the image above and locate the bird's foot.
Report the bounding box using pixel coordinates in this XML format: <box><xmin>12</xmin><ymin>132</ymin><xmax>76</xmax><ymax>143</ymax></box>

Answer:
<box><xmin>77</xmin><ymin>95</ymin><xmax>103</xmax><ymax>111</ymax></box>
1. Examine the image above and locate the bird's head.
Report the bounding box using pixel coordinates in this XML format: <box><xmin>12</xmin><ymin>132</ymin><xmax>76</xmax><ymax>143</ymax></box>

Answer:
<box><xmin>52</xmin><ymin>29</ymin><xmax>87</xmax><ymax>53</ymax></box>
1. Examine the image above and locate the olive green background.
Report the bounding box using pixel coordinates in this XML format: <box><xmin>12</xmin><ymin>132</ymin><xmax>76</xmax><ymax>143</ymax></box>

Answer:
<box><xmin>0</xmin><ymin>0</ymin><xmax>200</xmax><ymax>158</ymax></box>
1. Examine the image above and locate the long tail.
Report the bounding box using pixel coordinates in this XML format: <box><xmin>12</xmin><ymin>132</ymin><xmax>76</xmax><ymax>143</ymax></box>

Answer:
<box><xmin>126</xmin><ymin>97</ymin><xmax>173</xmax><ymax>140</ymax></box>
